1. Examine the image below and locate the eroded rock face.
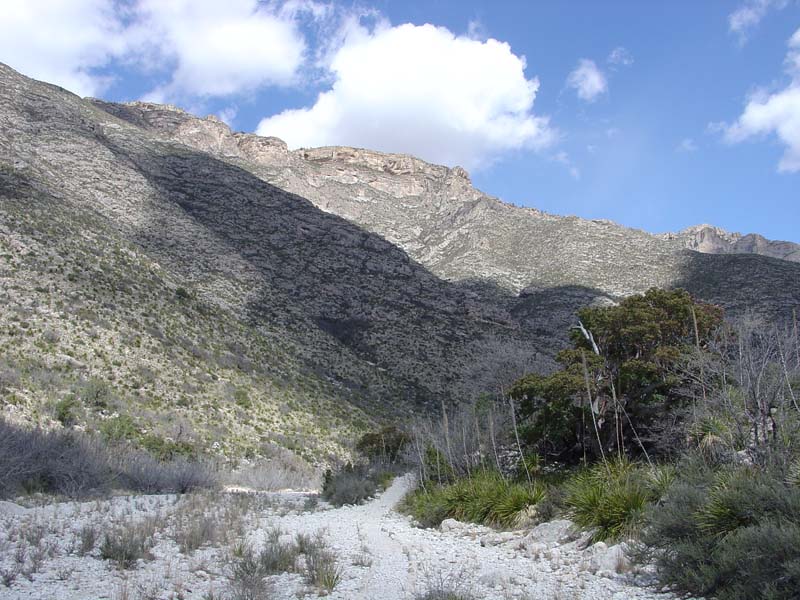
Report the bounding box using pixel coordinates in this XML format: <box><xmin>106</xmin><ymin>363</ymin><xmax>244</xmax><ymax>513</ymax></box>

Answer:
<box><xmin>664</xmin><ymin>224</ymin><xmax>800</xmax><ymax>263</ymax></box>
<box><xmin>90</xmin><ymin>92</ymin><xmax>800</xmax><ymax>327</ymax></box>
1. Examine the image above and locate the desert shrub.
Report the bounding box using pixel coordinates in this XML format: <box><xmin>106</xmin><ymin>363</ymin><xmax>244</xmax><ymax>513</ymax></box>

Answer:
<box><xmin>54</xmin><ymin>396</ymin><xmax>80</xmax><ymax>427</ymax></box>
<box><xmin>0</xmin><ymin>417</ymin><xmax>215</xmax><ymax>498</ymax></box>
<box><xmin>416</xmin><ymin>592</ymin><xmax>474</xmax><ymax>600</ymax></box>
<box><xmin>0</xmin><ymin>418</ymin><xmax>113</xmax><ymax>497</ymax></box>
<box><xmin>403</xmin><ymin>471</ymin><xmax>545</xmax><ymax>528</ymax></box>
<box><xmin>175</xmin><ymin>513</ymin><xmax>218</xmax><ymax>554</ymax></box>
<box><xmin>115</xmin><ymin>452</ymin><xmax>216</xmax><ymax>494</ymax></box>
<box><xmin>564</xmin><ymin>458</ymin><xmax>667</xmax><ymax>542</ymax></box>
<box><xmin>226</xmin><ymin>530</ymin><xmax>300</xmax><ymax>598</ymax></box>
<box><xmin>78</xmin><ymin>524</ymin><xmax>98</xmax><ymax>556</ymax></box>
<box><xmin>322</xmin><ymin>461</ymin><xmax>398</xmax><ymax>506</ymax></box>
<box><xmin>100</xmin><ymin>415</ymin><xmax>139</xmax><ymax>442</ymax></box>
<box><xmin>100</xmin><ymin>521</ymin><xmax>156</xmax><ymax>569</ymax></box>
<box><xmin>303</xmin><ymin>540</ymin><xmax>341</xmax><ymax>592</ymax></box>
<box><xmin>139</xmin><ymin>434</ymin><xmax>197</xmax><ymax>461</ymax></box>
<box><xmin>227</xmin><ymin>545</ymin><xmax>271</xmax><ymax>600</ymax></box>
<box><xmin>224</xmin><ymin>444</ymin><xmax>319</xmax><ymax>491</ymax></box>
<box><xmin>638</xmin><ymin>459</ymin><xmax>800</xmax><ymax>600</ymax></box>
<box><xmin>77</xmin><ymin>377</ymin><xmax>113</xmax><ymax>408</ymax></box>
<box><xmin>258</xmin><ymin>528</ymin><xmax>299</xmax><ymax>574</ymax></box>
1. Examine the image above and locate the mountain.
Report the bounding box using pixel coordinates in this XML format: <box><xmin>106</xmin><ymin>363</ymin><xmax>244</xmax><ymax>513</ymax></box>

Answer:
<box><xmin>2</xmin><ymin>63</ymin><xmax>799</xmax><ymax>458</ymax></box>
<box><xmin>664</xmin><ymin>224</ymin><xmax>800</xmax><ymax>263</ymax></box>
<box><xmin>88</xmin><ymin>96</ymin><xmax>800</xmax><ymax>317</ymax></box>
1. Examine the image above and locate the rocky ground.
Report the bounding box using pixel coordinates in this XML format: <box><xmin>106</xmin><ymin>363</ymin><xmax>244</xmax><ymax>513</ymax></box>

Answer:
<box><xmin>0</xmin><ymin>476</ymin><xmax>681</xmax><ymax>600</ymax></box>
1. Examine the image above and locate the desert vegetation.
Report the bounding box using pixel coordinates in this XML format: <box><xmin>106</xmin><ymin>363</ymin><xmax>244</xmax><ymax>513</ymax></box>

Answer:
<box><xmin>382</xmin><ymin>289</ymin><xmax>800</xmax><ymax>599</ymax></box>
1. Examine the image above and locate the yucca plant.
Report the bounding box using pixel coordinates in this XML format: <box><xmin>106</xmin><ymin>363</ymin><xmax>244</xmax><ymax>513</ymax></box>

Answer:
<box><xmin>565</xmin><ymin>458</ymin><xmax>657</xmax><ymax>542</ymax></box>
<box><xmin>403</xmin><ymin>470</ymin><xmax>546</xmax><ymax>529</ymax></box>
<box><xmin>488</xmin><ymin>482</ymin><xmax>546</xmax><ymax>527</ymax></box>
<box><xmin>689</xmin><ymin>416</ymin><xmax>732</xmax><ymax>459</ymax></box>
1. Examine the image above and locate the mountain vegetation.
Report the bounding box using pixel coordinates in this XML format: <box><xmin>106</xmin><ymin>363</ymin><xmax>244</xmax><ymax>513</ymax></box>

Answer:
<box><xmin>2</xmin><ymin>61</ymin><xmax>800</xmax><ymax>599</ymax></box>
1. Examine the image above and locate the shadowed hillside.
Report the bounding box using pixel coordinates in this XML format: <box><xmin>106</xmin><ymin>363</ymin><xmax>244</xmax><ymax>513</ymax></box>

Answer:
<box><xmin>2</xmin><ymin>62</ymin><xmax>799</xmax><ymax>459</ymax></box>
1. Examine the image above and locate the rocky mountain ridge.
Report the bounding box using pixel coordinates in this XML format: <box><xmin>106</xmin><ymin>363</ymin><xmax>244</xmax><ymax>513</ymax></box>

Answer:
<box><xmin>2</xmin><ymin>63</ymin><xmax>800</xmax><ymax>457</ymax></box>
<box><xmin>91</xmin><ymin>97</ymin><xmax>800</xmax><ymax>307</ymax></box>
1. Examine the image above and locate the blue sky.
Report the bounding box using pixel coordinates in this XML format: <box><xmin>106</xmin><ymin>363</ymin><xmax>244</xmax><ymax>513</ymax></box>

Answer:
<box><xmin>2</xmin><ymin>1</ymin><xmax>799</xmax><ymax>242</ymax></box>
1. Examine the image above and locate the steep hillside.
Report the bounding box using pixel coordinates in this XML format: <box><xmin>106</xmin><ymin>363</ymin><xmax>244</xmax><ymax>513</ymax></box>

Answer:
<box><xmin>0</xmin><ymin>64</ymin><xmax>550</xmax><ymax>459</ymax></box>
<box><xmin>91</xmin><ymin>96</ymin><xmax>800</xmax><ymax>315</ymax></box>
<box><xmin>2</xmin><ymin>63</ymin><xmax>800</xmax><ymax>460</ymax></box>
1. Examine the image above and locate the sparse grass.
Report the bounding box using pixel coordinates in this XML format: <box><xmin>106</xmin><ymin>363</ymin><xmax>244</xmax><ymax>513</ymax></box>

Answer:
<box><xmin>78</xmin><ymin>524</ymin><xmax>98</xmax><ymax>556</ymax></box>
<box><xmin>100</xmin><ymin>520</ymin><xmax>158</xmax><ymax>569</ymax></box>
<box><xmin>302</xmin><ymin>534</ymin><xmax>342</xmax><ymax>592</ymax></box>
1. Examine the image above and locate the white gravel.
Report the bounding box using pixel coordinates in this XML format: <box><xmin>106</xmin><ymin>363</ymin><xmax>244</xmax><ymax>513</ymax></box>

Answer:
<box><xmin>0</xmin><ymin>475</ymin><xmax>680</xmax><ymax>600</ymax></box>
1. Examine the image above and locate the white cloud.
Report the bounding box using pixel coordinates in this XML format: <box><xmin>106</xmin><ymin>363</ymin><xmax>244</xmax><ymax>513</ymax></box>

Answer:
<box><xmin>607</xmin><ymin>47</ymin><xmax>633</xmax><ymax>67</ymax></box>
<box><xmin>133</xmin><ymin>0</ymin><xmax>306</xmax><ymax>100</ymax></box>
<box><xmin>0</xmin><ymin>0</ymin><xmax>127</xmax><ymax>96</ymax></box>
<box><xmin>567</xmin><ymin>59</ymin><xmax>607</xmax><ymax>102</ymax></box>
<box><xmin>553</xmin><ymin>151</ymin><xmax>580</xmax><ymax>179</ymax></box>
<box><xmin>257</xmin><ymin>22</ymin><xmax>556</xmax><ymax>170</ymax></box>
<box><xmin>0</xmin><ymin>0</ymin><xmax>310</xmax><ymax>100</ymax></box>
<box><xmin>728</xmin><ymin>0</ymin><xmax>788</xmax><ymax>42</ymax></box>
<box><xmin>677</xmin><ymin>138</ymin><xmax>698</xmax><ymax>152</ymax></box>
<box><xmin>217</xmin><ymin>107</ymin><xmax>238</xmax><ymax>127</ymax></box>
<box><xmin>723</xmin><ymin>28</ymin><xmax>800</xmax><ymax>172</ymax></box>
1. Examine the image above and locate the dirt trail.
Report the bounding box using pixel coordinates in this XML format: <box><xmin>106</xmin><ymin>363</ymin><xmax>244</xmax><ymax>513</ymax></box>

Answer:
<box><xmin>264</xmin><ymin>474</ymin><xmax>672</xmax><ymax>600</ymax></box>
<box><xmin>0</xmin><ymin>476</ymin><xmax>677</xmax><ymax>600</ymax></box>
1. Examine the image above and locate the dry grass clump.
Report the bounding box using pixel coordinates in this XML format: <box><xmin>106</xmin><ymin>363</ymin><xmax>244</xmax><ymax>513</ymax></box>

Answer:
<box><xmin>100</xmin><ymin>518</ymin><xmax>161</xmax><ymax>569</ymax></box>
<box><xmin>224</xmin><ymin>444</ymin><xmax>319</xmax><ymax>491</ymax></box>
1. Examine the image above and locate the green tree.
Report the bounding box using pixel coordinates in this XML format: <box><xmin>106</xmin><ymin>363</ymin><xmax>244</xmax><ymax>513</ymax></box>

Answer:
<box><xmin>510</xmin><ymin>288</ymin><xmax>723</xmax><ymax>461</ymax></box>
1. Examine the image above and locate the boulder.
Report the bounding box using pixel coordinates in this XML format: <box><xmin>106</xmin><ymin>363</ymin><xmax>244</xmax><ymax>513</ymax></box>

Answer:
<box><xmin>585</xmin><ymin>542</ymin><xmax>631</xmax><ymax>574</ymax></box>
<box><xmin>523</xmin><ymin>519</ymin><xmax>578</xmax><ymax>546</ymax></box>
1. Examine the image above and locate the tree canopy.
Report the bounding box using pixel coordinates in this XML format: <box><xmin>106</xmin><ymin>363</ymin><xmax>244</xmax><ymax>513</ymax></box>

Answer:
<box><xmin>510</xmin><ymin>288</ymin><xmax>723</xmax><ymax>461</ymax></box>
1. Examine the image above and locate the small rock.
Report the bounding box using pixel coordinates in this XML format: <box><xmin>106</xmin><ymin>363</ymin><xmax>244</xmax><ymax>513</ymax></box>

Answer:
<box><xmin>440</xmin><ymin>518</ymin><xmax>463</xmax><ymax>533</ymax></box>
<box><xmin>523</xmin><ymin>519</ymin><xmax>578</xmax><ymax>546</ymax></box>
<box><xmin>586</xmin><ymin>542</ymin><xmax>630</xmax><ymax>574</ymax></box>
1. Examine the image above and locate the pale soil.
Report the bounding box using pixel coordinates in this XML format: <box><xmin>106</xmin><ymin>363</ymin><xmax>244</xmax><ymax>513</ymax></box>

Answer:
<box><xmin>0</xmin><ymin>476</ymin><xmax>679</xmax><ymax>600</ymax></box>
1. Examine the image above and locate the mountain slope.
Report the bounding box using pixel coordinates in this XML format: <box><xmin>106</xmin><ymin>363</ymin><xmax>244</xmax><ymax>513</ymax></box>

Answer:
<box><xmin>665</xmin><ymin>224</ymin><xmax>800</xmax><ymax>263</ymax></box>
<box><xmin>2</xmin><ymin>63</ymin><xmax>800</xmax><ymax>459</ymax></box>
<box><xmin>91</xmin><ymin>96</ymin><xmax>800</xmax><ymax>317</ymax></box>
<box><xmin>0</xmin><ymin>64</ymin><xmax>551</xmax><ymax>458</ymax></box>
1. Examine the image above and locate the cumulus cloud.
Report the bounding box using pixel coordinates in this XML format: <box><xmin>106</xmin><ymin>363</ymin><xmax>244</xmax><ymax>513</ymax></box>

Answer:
<box><xmin>0</xmin><ymin>0</ymin><xmax>310</xmax><ymax>100</ymax></box>
<box><xmin>728</xmin><ymin>0</ymin><xmax>788</xmax><ymax>42</ymax></box>
<box><xmin>567</xmin><ymin>59</ymin><xmax>607</xmax><ymax>102</ymax></box>
<box><xmin>132</xmin><ymin>0</ymin><xmax>306</xmax><ymax>101</ymax></box>
<box><xmin>0</xmin><ymin>0</ymin><xmax>127</xmax><ymax>96</ymax></box>
<box><xmin>257</xmin><ymin>21</ymin><xmax>556</xmax><ymax>170</ymax></box>
<box><xmin>723</xmin><ymin>28</ymin><xmax>800</xmax><ymax>172</ymax></box>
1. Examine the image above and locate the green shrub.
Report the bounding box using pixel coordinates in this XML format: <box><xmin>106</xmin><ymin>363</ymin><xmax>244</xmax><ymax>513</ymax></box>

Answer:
<box><xmin>564</xmin><ymin>459</ymin><xmax>665</xmax><ymax>542</ymax></box>
<box><xmin>322</xmin><ymin>462</ymin><xmax>397</xmax><ymax>506</ymax></box>
<box><xmin>638</xmin><ymin>460</ymin><xmax>800</xmax><ymax>600</ymax></box>
<box><xmin>100</xmin><ymin>414</ymin><xmax>138</xmax><ymax>442</ymax></box>
<box><xmin>55</xmin><ymin>396</ymin><xmax>80</xmax><ymax>426</ymax></box>
<box><xmin>355</xmin><ymin>426</ymin><xmax>409</xmax><ymax>462</ymax></box>
<box><xmin>140</xmin><ymin>434</ymin><xmax>196</xmax><ymax>461</ymax></box>
<box><xmin>403</xmin><ymin>471</ymin><xmax>545</xmax><ymax>528</ymax></box>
